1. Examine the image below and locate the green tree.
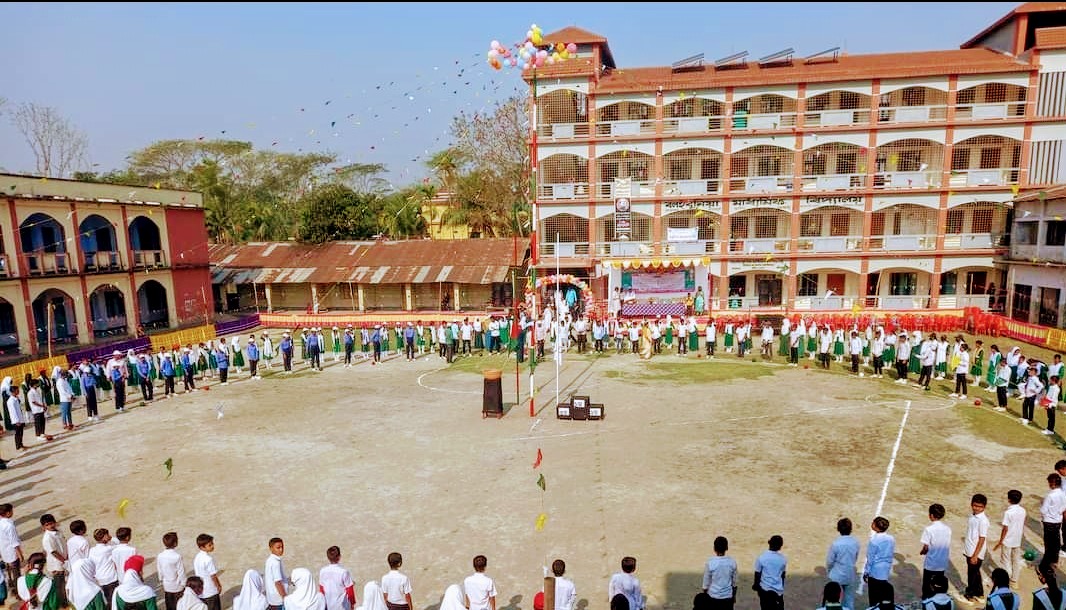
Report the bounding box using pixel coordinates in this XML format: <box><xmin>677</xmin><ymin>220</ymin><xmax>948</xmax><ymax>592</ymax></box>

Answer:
<box><xmin>298</xmin><ymin>184</ymin><xmax>383</xmax><ymax>244</ymax></box>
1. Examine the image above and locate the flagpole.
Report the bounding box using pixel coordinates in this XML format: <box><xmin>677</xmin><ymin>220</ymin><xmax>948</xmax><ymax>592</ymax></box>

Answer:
<box><xmin>555</xmin><ymin>231</ymin><xmax>560</xmax><ymax>411</ymax></box>
<box><xmin>529</xmin><ymin>68</ymin><xmax>539</xmax><ymax>418</ymax></box>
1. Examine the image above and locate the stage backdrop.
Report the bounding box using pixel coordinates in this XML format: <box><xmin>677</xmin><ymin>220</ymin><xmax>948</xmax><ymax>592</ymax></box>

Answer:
<box><xmin>622</xmin><ymin>270</ymin><xmax>695</xmax><ymax>293</ymax></box>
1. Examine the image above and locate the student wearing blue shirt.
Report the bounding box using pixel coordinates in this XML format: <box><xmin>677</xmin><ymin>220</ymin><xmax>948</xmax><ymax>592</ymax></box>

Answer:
<box><xmin>307</xmin><ymin>328</ymin><xmax>321</xmax><ymax>371</ymax></box>
<box><xmin>343</xmin><ymin>329</ymin><xmax>355</xmax><ymax>367</ymax></box>
<box><xmin>161</xmin><ymin>353</ymin><xmax>176</xmax><ymax>397</ymax></box>
<box><xmin>863</xmin><ymin>517</ymin><xmax>895</xmax><ymax>609</ymax></box>
<box><xmin>79</xmin><ymin>361</ymin><xmax>99</xmax><ymax>422</ymax></box>
<box><xmin>136</xmin><ymin>355</ymin><xmax>153</xmax><ymax>401</ymax></box>
<box><xmin>826</xmin><ymin>519</ymin><xmax>860</xmax><ymax>610</ymax></box>
<box><xmin>752</xmin><ymin>535</ymin><xmax>787</xmax><ymax>610</ymax></box>
<box><xmin>181</xmin><ymin>347</ymin><xmax>197</xmax><ymax>392</ymax></box>
<box><xmin>404</xmin><ymin>323</ymin><xmax>417</xmax><ymax>362</ymax></box>
<box><xmin>216</xmin><ymin>345</ymin><xmax>230</xmax><ymax>384</ymax></box>
<box><xmin>280</xmin><ymin>333</ymin><xmax>294</xmax><ymax>373</ymax></box>
<box><xmin>247</xmin><ymin>336</ymin><xmax>261</xmax><ymax>379</ymax></box>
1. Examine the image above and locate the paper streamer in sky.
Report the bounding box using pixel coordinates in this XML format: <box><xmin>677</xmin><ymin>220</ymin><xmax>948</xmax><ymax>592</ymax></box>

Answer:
<box><xmin>117</xmin><ymin>498</ymin><xmax>130</xmax><ymax>519</ymax></box>
<box><xmin>164</xmin><ymin>458</ymin><xmax>173</xmax><ymax>479</ymax></box>
<box><xmin>535</xmin><ymin>513</ymin><xmax>547</xmax><ymax>531</ymax></box>
<box><xmin>533</xmin><ymin>448</ymin><xmax>542</xmax><ymax>469</ymax></box>
<box><xmin>536</xmin><ymin>473</ymin><xmax>546</xmax><ymax>491</ymax></box>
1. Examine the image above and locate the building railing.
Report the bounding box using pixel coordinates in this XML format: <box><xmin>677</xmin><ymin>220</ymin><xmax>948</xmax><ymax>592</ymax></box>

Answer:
<box><xmin>662</xmin><ymin>115</ymin><xmax>726</xmax><ymax>134</ymax></box>
<box><xmin>595</xmin><ymin>241</ymin><xmax>653</xmax><ymax>257</ymax></box>
<box><xmin>594</xmin><ymin>119</ymin><xmax>657</xmax><ymax>137</ymax></box>
<box><xmin>662</xmin><ymin>179</ymin><xmax>722</xmax><ymax>196</ymax></box>
<box><xmin>793</xmin><ymin>296</ymin><xmax>860</xmax><ymax>310</ymax></box>
<box><xmin>1010</xmin><ymin>245</ymin><xmax>1066</xmax><ymax>264</ymax></box>
<box><xmin>537</xmin><ymin>122</ymin><xmax>591</xmax><ymax>139</ymax></box>
<box><xmin>92</xmin><ymin>316</ymin><xmax>129</xmax><ymax>339</ymax></box>
<box><xmin>133</xmin><ymin>249</ymin><xmax>167</xmax><ymax>268</ymax></box>
<box><xmin>22</xmin><ymin>252</ymin><xmax>74</xmax><ymax>275</ymax></box>
<box><xmin>538</xmin><ymin>183</ymin><xmax>590</xmax><ymax>200</ymax></box>
<box><xmin>954</xmin><ymin>102</ymin><xmax>1025</xmax><ymax>120</ymax></box>
<box><xmin>731</xmin><ymin>112</ymin><xmax>798</xmax><ymax>130</ymax></box>
<box><xmin>662</xmin><ymin>240</ymin><xmax>723</xmax><ymax>255</ymax></box>
<box><xmin>595</xmin><ymin>181</ymin><xmax>656</xmax><ymax>199</ymax></box>
<box><xmin>803</xmin><ymin>109</ymin><xmax>871</xmax><ymax>127</ymax></box>
<box><xmin>872</xmin><ymin>171</ymin><xmax>942</xmax><ymax>189</ymax></box>
<box><xmin>728</xmin><ymin>238</ymin><xmax>790</xmax><ymax>253</ymax></box>
<box><xmin>800</xmin><ymin>173</ymin><xmax>866</xmax><ymax>192</ymax></box>
<box><xmin>942</xmin><ymin>233</ymin><xmax>1002</xmax><ymax>249</ymax></box>
<box><xmin>795</xmin><ymin>236</ymin><xmax>864</xmax><ymax>253</ymax></box>
<box><xmin>936</xmin><ymin>294</ymin><xmax>991</xmax><ymax>310</ymax></box>
<box><xmin>83</xmin><ymin>250</ymin><xmax>124</xmax><ymax>273</ymax></box>
<box><xmin>730</xmin><ymin>175</ymin><xmax>792</xmax><ymax>193</ymax></box>
<box><xmin>877</xmin><ymin>105</ymin><xmax>948</xmax><ymax>123</ymax></box>
<box><xmin>868</xmin><ymin>234</ymin><xmax>939</xmax><ymax>251</ymax></box>
<box><xmin>865</xmin><ymin>295</ymin><xmax>931</xmax><ymax>309</ymax></box>
<box><xmin>725</xmin><ymin>296</ymin><xmax>784</xmax><ymax>309</ymax></box>
<box><xmin>538</xmin><ymin>242</ymin><xmax>590</xmax><ymax>257</ymax></box>
<box><xmin>947</xmin><ymin>168</ymin><xmax>1020</xmax><ymax>188</ymax></box>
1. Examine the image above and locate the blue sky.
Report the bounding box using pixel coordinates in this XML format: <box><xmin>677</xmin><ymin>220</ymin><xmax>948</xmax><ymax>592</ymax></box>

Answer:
<box><xmin>0</xmin><ymin>2</ymin><xmax>1019</xmax><ymax>185</ymax></box>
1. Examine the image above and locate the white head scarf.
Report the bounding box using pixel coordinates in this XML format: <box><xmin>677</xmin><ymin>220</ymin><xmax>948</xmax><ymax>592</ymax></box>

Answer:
<box><xmin>69</xmin><ymin>558</ymin><xmax>103</xmax><ymax>610</ymax></box>
<box><xmin>283</xmin><ymin>568</ymin><xmax>325</xmax><ymax>610</ymax></box>
<box><xmin>358</xmin><ymin>582</ymin><xmax>386</xmax><ymax>610</ymax></box>
<box><xmin>114</xmin><ymin>567</ymin><xmax>155</xmax><ymax>604</ymax></box>
<box><xmin>439</xmin><ymin>585</ymin><xmax>465</xmax><ymax>610</ymax></box>
<box><xmin>177</xmin><ymin>587</ymin><xmax>207</xmax><ymax>610</ymax></box>
<box><xmin>0</xmin><ymin>377</ymin><xmax>11</xmax><ymax>395</ymax></box>
<box><xmin>52</xmin><ymin>366</ymin><xmax>62</xmax><ymax>380</ymax></box>
<box><xmin>233</xmin><ymin>570</ymin><xmax>268</xmax><ymax>610</ymax></box>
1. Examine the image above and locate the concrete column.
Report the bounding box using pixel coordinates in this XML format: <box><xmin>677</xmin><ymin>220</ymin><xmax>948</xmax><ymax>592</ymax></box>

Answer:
<box><xmin>265</xmin><ymin>284</ymin><xmax>273</xmax><ymax>312</ymax></box>
<box><xmin>311</xmin><ymin>284</ymin><xmax>319</xmax><ymax>314</ymax></box>
<box><xmin>453</xmin><ymin>284</ymin><xmax>461</xmax><ymax>311</ymax></box>
<box><xmin>405</xmin><ymin>283</ymin><xmax>413</xmax><ymax>311</ymax></box>
<box><xmin>357</xmin><ymin>285</ymin><xmax>365</xmax><ymax>311</ymax></box>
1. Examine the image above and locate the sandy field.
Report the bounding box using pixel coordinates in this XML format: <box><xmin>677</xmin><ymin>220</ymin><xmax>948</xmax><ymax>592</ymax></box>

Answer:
<box><xmin>1</xmin><ymin>334</ymin><xmax>1062</xmax><ymax>610</ymax></box>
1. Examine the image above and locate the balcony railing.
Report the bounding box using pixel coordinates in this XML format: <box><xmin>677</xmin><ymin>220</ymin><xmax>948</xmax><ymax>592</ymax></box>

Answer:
<box><xmin>936</xmin><ymin>294</ymin><xmax>991</xmax><ymax>310</ymax></box>
<box><xmin>795</xmin><ymin>236</ymin><xmax>864</xmax><ymax>253</ymax></box>
<box><xmin>662</xmin><ymin>240</ymin><xmax>723</xmax><ymax>255</ymax></box>
<box><xmin>595</xmin><ymin>241</ymin><xmax>653</xmax><ymax>257</ymax></box>
<box><xmin>22</xmin><ymin>252</ymin><xmax>74</xmax><ymax>275</ymax></box>
<box><xmin>728</xmin><ymin>238</ymin><xmax>790</xmax><ymax>254</ymax></box>
<box><xmin>731</xmin><ymin>112</ymin><xmax>798</xmax><ymax>130</ymax></box>
<box><xmin>133</xmin><ymin>250</ymin><xmax>167</xmax><ymax>268</ymax></box>
<box><xmin>800</xmin><ymin>173</ymin><xmax>865</xmax><ymax>192</ymax></box>
<box><xmin>873</xmin><ymin>171</ymin><xmax>942</xmax><ymax>189</ymax></box>
<box><xmin>1011</xmin><ymin>245</ymin><xmax>1066</xmax><ymax>264</ymax></box>
<box><xmin>954</xmin><ymin>102</ymin><xmax>1025</xmax><ymax>120</ymax></box>
<box><xmin>865</xmin><ymin>295</ymin><xmax>931</xmax><ymax>309</ymax></box>
<box><xmin>803</xmin><ymin>109</ymin><xmax>871</xmax><ymax>127</ymax></box>
<box><xmin>662</xmin><ymin>179</ymin><xmax>721</xmax><ymax>196</ymax></box>
<box><xmin>538</xmin><ymin>242</ymin><xmax>590</xmax><ymax>257</ymax></box>
<box><xmin>92</xmin><ymin>316</ymin><xmax>129</xmax><ymax>339</ymax></box>
<box><xmin>793</xmin><ymin>296</ymin><xmax>860</xmax><ymax>310</ymax></box>
<box><xmin>84</xmin><ymin>250</ymin><xmax>124</xmax><ymax>273</ymax></box>
<box><xmin>731</xmin><ymin>175</ymin><xmax>792</xmax><ymax>193</ymax></box>
<box><xmin>868</xmin><ymin>235</ymin><xmax>938</xmax><ymax>251</ymax></box>
<box><xmin>948</xmin><ymin>168</ymin><xmax>1020</xmax><ymax>188</ymax></box>
<box><xmin>594</xmin><ymin>119</ymin><xmax>656</xmax><ymax>137</ymax></box>
<box><xmin>725</xmin><ymin>296</ymin><xmax>785</xmax><ymax>309</ymax></box>
<box><xmin>942</xmin><ymin>233</ymin><xmax>1004</xmax><ymax>249</ymax></box>
<box><xmin>662</xmin><ymin>116</ymin><xmax>726</xmax><ymax>134</ymax></box>
<box><xmin>536</xmin><ymin>122</ymin><xmax>591</xmax><ymax>140</ymax></box>
<box><xmin>538</xmin><ymin>183</ymin><xmax>590</xmax><ymax>200</ymax></box>
<box><xmin>877</xmin><ymin>105</ymin><xmax>948</xmax><ymax>123</ymax></box>
<box><xmin>595</xmin><ymin>181</ymin><xmax>656</xmax><ymax>199</ymax></box>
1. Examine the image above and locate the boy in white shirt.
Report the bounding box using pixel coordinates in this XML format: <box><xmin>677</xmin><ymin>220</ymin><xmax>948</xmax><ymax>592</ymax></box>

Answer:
<box><xmin>111</xmin><ymin>527</ymin><xmax>136</xmax><ymax>578</ymax></box>
<box><xmin>193</xmin><ymin>534</ymin><xmax>221</xmax><ymax>610</ymax></box>
<box><xmin>319</xmin><ymin>546</ymin><xmax>356</xmax><ymax>610</ymax></box>
<box><xmin>89</xmin><ymin>528</ymin><xmax>119</xmax><ymax>604</ymax></box>
<box><xmin>702</xmin><ymin>537</ymin><xmax>737</xmax><ymax>607</ymax></box>
<box><xmin>753</xmin><ymin>535</ymin><xmax>787</xmax><ymax>610</ymax></box>
<box><xmin>608</xmin><ymin>556</ymin><xmax>644</xmax><ymax>610</ymax></box>
<box><xmin>157</xmin><ymin>532</ymin><xmax>187</xmax><ymax>610</ymax></box>
<box><xmin>40</xmin><ymin>514</ymin><xmax>66</xmax><ymax>608</ymax></box>
<box><xmin>265</xmin><ymin>537</ymin><xmax>288</xmax><ymax>610</ymax></box>
<box><xmin>381</xmin><ymin>552</ymin><xmax>413</xmax><ymax>610</ymax></box>
<box><xmin>551</xmin><ymin>559</ymin><xmax>576</xmax><ymax>610</ymax></box>
<box><xmin>66</xmin><ymin>520</ymin><xmax>89</xmax><ymax>567</ymax></box>
<box><xmin>919</xmin><ymin>504</ymin><xmax>951</xmax><ymax>600</ymax></box>
<box><xmin>464</xmin><ymin>555</ymin><xmax>497</xmax><ymax>610</ymax></box>
<box><xmin>963</xmin><ymin>494</ymin><xmax>989</xmax><ymax>601</ymax></box>
<box><xmin>992</xmin><ymin>490</ymin><xmax>1024</xmax><ymax>589</ymax></box>
<box><xmin>1045</xmin><ymin>376</ymin><xmax>1062</xmax><ymax>436</ymax></box>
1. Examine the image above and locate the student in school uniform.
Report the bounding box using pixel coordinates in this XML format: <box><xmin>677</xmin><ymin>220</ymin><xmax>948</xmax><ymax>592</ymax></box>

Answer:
<box><xmin>723</xmin><ymin>321</ymin><xmax>734</xmax><ymax>354</ymax></box>
<box><xmin>984</xmin><ymin>346</ymin><xmax>1002</xmax><ymax>393</ymax></box>
<box><xmin>818</xmin><ymin>327</ymin><xmax>833</xmax><ymax>370</ymax></box>
<box><xmin>871</xmin><ymin>329</ymin><xmax>886</xmax><ymax>378</ymax></box>
<box><xmin>934</xmin><ymin>335</ymin><xmax>949</xmax><ymax>381</ymax></box>
<box><xmin>894</xmin><ymin>333</ymin><xmax>911</xmax><ymax>384</ymax></box>
<box><xmin>1043</xmin><ymin>375</ymin><xmax>1061</xmax><ymax>436</ymax></box>
<box><xmin>705</xmin><ymin>319</ymin><xmax>716</xmax><ymax>357</ymax></box>
<box><xmin>319</xmin><ymin>547</ymin><xmax>356</xmax><ymax>610</ymax></box>
<box><xmin>950</xmin><ymin>344</ymin><xmax>971</xmax><ymax>400</ymax></box>
<box><xmin>832</xmin><ymin>329</ymin><xmax>845</xmax><ymax>364</ymax></box>
<box><xmin>157</xmin><ymin>532</ymin><xmax>186</xmax><ymax>610</ymax></box>
<box><xmin>848</xmin><ymin>332</ymin><xmax>863</xmax><ymax>376</ymax></box>
<box><xmin>994</xmin><ymin>359</ymin><xmax>1011</xmax><ymax>412</ymax></box>
<box><xmin>752</xmin><ymin>536</ymin><xmax>787</xmax><ymax>610</ymax></box>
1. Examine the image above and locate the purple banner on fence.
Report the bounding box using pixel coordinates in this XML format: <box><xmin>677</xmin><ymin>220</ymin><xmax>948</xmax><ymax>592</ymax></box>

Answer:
<box><xmin>66</xmin><ymin>337</ymin><xmax>151</xmax><ymax>365</ymax></box>
<box><xmin>214</xmin><ymin>314</ymin><xmax>260</xmax><ymax>336</ymax></box>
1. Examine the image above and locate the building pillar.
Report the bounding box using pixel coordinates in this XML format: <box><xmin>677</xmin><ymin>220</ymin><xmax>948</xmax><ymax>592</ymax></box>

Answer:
<box><xmin>311</xmin><ymin>284</ymin><xmax>319</xmax><ymax>314</ymax></box>
<box><xmin>453</xmin><ymin>284</ymin><xmax>461</xmax><ymax>311</ymax></box>
<box><xmin>265</xmin><ymin>284</ymin><xmax>273</xmax><ymax>312</ymax></box>
<box><xmin>357</xmin><ymin>284</ymin><xmax>365</xmax><ymax>312</ymax></box>
<box><xmin>405</xmin><ymin>283</ymin><xmax>413</xmax><ymax>311</ymax></box>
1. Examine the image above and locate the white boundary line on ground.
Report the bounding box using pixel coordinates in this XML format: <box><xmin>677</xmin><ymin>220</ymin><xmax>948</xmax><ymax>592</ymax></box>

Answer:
<box><xmin>416</xmin><ymin>369</ymin><xmax>481</xmax><ymax>395</ymax></box>
<box><xmin>875</xmin><ymin>400</ymin><xmax>911</xmax><ymax>517</ymax></box>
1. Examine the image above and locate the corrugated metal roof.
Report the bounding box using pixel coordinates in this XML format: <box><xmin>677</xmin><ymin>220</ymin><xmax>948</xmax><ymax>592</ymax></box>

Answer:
<box><xmin>210</xmin><ymin>239</ymin><xmax>523</xmax><ymax>285</ymax></box>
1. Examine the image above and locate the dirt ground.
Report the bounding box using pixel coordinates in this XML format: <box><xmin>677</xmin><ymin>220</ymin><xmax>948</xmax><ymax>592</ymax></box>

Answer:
<box><xmin>1</xmin><ymin>333</ymin><xmax>1062</xmax><ymax>610</ymax></box>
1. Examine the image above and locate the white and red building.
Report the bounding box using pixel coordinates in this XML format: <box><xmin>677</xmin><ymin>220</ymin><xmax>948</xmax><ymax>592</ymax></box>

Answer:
<box><xmin>528</xmin><ymin>2</ymin><xmax>1066</xmax><ymax>316</ymax></box>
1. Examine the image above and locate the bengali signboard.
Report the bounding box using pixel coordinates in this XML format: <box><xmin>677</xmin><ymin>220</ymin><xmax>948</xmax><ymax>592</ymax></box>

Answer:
<box><xmin>667</xmin><ymin>227</ymin><xmax>699</xmax><ymax>242</ymax></box>
<box><xmin>615</xmin><ymin>197</ymin><xmax>631</xmax><ymax>241</ymax></box>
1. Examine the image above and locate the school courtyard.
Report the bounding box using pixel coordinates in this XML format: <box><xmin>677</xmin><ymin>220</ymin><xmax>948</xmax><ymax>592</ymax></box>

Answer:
<box><xmin>1</xmin><ymin>341</ymin><xmax>1061</xmax><ymax>610</ymax></box>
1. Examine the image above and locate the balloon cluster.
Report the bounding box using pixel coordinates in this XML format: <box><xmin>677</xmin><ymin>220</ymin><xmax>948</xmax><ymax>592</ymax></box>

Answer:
<box><xmin>487</xmin><ymin>24</ymin><xmax>578</xmax><ymax>71</ymax></box>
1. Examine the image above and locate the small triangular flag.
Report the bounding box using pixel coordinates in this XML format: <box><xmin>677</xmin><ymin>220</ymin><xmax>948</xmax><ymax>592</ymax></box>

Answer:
<box><xmin>535</xmin><ymin>513</ymin><xmax>547</xmax><ymax>531</ymax></box>
<box><xmin>536</xmin><ymin>473</ymin><xmax>546</xmax><ymax>491</ymax></box>
<box><xmin>533</xmin><ymin>448</ymin><xmax>543</xmax><ymax>469</ymax></box>
<box><xmin>163</xmin><ymin>457</ymin><xmax>173</xmax><ymax>479</ymax></box>
<box><xmin>117</xmin><ymin>498</ymin><xmax>130</xmax><ymax>519</ymax></box>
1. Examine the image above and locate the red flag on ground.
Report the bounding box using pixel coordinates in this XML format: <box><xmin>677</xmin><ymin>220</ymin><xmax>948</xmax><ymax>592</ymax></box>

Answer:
<box><xmin>533</xmin><ymin>448</ymin><xmax>542</xmax><ymax>469</ymax></box>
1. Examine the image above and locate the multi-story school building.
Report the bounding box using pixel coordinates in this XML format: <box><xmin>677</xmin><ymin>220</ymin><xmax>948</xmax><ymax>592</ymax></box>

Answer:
<box><xmin>528</xmin><ymin>3</ymin><xmax>1066</xmax><ymax>318</ymax></box>
<box><xmin>1004</xmin><ymin>184</ymin><xmax>1066</xmax><ymax>327</ymax></box>
<box><xmin>0</xmin><ymin>174</ymin><xmax>213</xmax><ymax>357</ymax></box>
